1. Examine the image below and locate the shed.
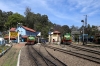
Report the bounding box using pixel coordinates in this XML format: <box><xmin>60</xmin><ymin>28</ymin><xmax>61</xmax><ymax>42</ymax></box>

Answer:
<box><xmin>48</xmin><ymin>31</ymin><xmax>61</xmax><ymax>44</ymax></box>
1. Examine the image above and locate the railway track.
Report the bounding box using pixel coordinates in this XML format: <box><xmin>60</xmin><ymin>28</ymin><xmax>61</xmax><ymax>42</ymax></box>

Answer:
<box><xmin>27</xmin><ymin>45</ymin><xmax>44</xmax><ymax>66</ymax></box>
<box><xmin>39</xmin><ymin>44</ymin><xmax>67</xmax><ymax>66</ymax></box>
<box><xmin>68</xmin><ymin>44</ymin><xmax>100</xmax><ymax>55</ymax></box>
<box><xmin>28</xmin><ymin>45</ymin><xmax>67</xmax><ymax>66</ymax></box>
<box><xmin>44</xmin><ymin>45</ymin><xmax>100</xmax><ymax>64</ymax></box>
<box><xmin>44</xmin><ymin>47</ymin><xmax>67</xmax><ymax>66</ymax></box>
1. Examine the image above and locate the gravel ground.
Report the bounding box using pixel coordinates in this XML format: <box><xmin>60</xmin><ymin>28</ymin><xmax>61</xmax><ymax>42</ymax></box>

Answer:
<box><xmin>20</xmin><ymin>46</ymin><xmax>36</xmax><ymax>66</ymax></box>
<box><xmin>73</xmin><ymin>44</ymin><xmax>100</xmax><ymax>50</ymax></box>
<box><xmin>33</xmin><ymin>45</ymin><xmax>66</xmax><ymax>66</ymax></box>
<box><xmin>60</xmin><ymin>45</ymin><xmax>100</xmax><ymax>59</ymax></box>
<box><xmin>19</xmin><ymin>43</ymin><xmax>100</xmax><ymax>66</ymax></box>
<box><xmin>45</xmin><ymin>44</ymin><xmax>100</xmax><ymax>66</ymax></box>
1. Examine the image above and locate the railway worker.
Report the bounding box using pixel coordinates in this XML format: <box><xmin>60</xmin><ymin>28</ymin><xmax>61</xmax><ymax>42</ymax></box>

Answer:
<box><xmin>53</xmin><ymin>39</ymin><xmax>55</xmax><ymax>44</ymax></box>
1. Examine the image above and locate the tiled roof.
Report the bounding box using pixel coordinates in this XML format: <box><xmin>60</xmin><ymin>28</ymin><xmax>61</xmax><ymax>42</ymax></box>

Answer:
<box><xmin>22</xmin><ymin>26</ymin><xmax>36</xmax><ymax>32</ymax></box>
<box><xmin>53</xmin><ymin>31</ymin><xmax>60</xmax><ymax>34</ymax></box>
<box><xmin>10</xmin><ymin>26</ymin><xmax>36</xmax><ymax>32</ymax></box>
<box><xmin>10</xmin><ymin>28</ymin><xmax>16</xmax><ymax>31</ymax></box>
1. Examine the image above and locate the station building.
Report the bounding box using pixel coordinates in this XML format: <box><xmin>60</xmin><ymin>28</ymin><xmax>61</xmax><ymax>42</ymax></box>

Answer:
<box><xmin>16</xmin><ymin>26</ymin><xmax>36</xmax><ymax>42</ymax></box>
<box><xmin>4</xmin><ymin>25</ymin><xmax>37</xmax><ymax>43</ymax></box>
<box><xmin>48</xmin><ymin>31</ymin><xmax>61</xmax><ymax>44</ymax></box>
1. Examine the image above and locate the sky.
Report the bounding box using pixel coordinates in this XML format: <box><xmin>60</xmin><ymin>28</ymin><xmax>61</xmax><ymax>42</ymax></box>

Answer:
<box><xmin>0</xmin><ymin>0</ymin><xmax>100</xmax><ymax>27</ymax></box>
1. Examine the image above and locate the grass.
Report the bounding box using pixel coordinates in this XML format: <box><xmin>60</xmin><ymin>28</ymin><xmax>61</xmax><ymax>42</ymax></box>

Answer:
<box><xmin>1</xmin><ymin>48</ymin><xmax>19</xmax><ymax>66</ymax></box>
<box><xmin>0</xmin><ymin>44</ymin><xmax>23</xmax><ymax>66</ymax></box>
<box><xmin>0</xmin><ymin>45</ymin><xmax>10</xmax><ymax>53</ymax></box>
<box><xmin>0</xmin><ymin>45</ymin><xmax>9</xmax><ymax>53</ymax></box>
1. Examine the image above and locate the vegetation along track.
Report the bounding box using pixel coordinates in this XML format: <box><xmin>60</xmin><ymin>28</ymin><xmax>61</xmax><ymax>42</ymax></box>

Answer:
<box><xmin>28</xmin><ymin>45</ymin><xmax>59</xmax><ymax>66</ymax></box>
<box><xmin>40</xmin><ymin>44</ymin><xmax>67</xmax><ymax>66</ymax></box>
<box><xmin>44</xmin><ymin>45</ymin><xmax>100</xmax><ymax>64</ymax></box>
<box><xmin>68</xmin><ymin>44</ymin><xmax>100</xmax><ymax>55</ymax></box>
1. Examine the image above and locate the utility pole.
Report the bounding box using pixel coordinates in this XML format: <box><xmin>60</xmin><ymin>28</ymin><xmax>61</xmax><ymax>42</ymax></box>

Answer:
<box><xmin>83</xmin><ymin>15</ymin><xmax>88</xmax><ymax>33</ymax></box>
<box><xmin>84</xmin><ymin>15</ymin><xmax>87</xmax><ymax>27</ymax></box>
<box><xmin>84</xmin><ymin>15</ymin><xmax>88</xmax><ymax>44</ymax></box>
<box><xmin>81</xmin><ymin>20</ymin><xmax>85</xmax><ymax>45</ymax></box>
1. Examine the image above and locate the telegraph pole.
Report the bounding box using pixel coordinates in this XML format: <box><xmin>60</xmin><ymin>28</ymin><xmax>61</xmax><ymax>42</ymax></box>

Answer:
<box><xmin>81</xmin><ymin>20</ymin><xmax>85</xmax><ymax>45</ymax></box>
<box><xmin>84</xmin><ymin>15</ymin><xmax>88</xmax><ymax>44</ymax></box>
<box><xmin>84</xmin><ymin>15</ymin><xmax>87</xmax><ymax>27</ymax></box>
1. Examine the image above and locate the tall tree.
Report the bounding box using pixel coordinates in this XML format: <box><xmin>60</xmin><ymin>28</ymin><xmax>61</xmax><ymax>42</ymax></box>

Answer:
<box><xmin>0</xmin><ymin>10</ymin><xmax>13</xmax><ymax>31</ymax></box>
<box><xmin>61</xmin><ymin>25</ymin><xmax>71</xmax><ymax>35</ymax></box>
<box><xmin>24</xmin><ymin>7</ymin><xmax>34</xmax><ymax>28</ymax></box>
<box><xmin>70</xmin><ymin>25</ymin><xmax>79</xmax><ymax>31</ymax></box>
<box><xmin>53</xmin><ymin>24</ymin><xmax>62</xmax><ymax>32</ymax></box>
<box><xmin>5</xmin><ymin>13</ymin><xmax>24</xmax><ymax>29</ymax></box>
<box><xmin>24</xmin><ymin>7</ymin><xmax>53</xmax><ymax>38</ymax></box>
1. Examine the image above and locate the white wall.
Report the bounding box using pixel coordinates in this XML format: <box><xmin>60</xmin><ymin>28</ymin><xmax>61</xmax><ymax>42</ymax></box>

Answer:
<box><xmin>0</xmin><ymin>38</ymin><xmax>5</xmax><ymax>45</ymax></box>
<box><xmin>16</xmin><ymin>27</ymin><xmax>26</xmax><ymax>35</ymax></box>
<box><xmin>48</xmin><ymin>34</ymin><xmax>61</xmax><ymax>43</ymax></box>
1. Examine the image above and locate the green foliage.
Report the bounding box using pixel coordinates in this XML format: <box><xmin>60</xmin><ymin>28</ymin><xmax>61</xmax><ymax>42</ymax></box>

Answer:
<box><xmin>60</xmin><ymin>25</ymin><xmax>71</xmax><ymax>36</ymax></box>
<box><xmin>0</xmin><ymin>10</ymin><xmax>13</xmax><ymax>31</ymax></box>
<box><xmin>24</xmin><ymin>7</ymin><xmax>53</xmax><ymax>38</ymax></box>
<box><xmin>5</xmin><ymin>13</ymin><xmax>24</xmax><ymax>28</ymax></box>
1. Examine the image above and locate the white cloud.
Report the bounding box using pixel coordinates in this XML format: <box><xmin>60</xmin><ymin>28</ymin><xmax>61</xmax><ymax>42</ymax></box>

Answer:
<box><xmin>0</xmin><ymin>0</ymin><xmax>100</xmax><ymax>26</ymax></box>
<box><xmin>67</xmin><ymin>0</ymin><xmax>100</xmax><ymax>13</ymax></box>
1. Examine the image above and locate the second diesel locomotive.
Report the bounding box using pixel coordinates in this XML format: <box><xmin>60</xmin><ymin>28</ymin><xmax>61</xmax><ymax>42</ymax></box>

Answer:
<box><xmin>61</xmin><ymin>33</ymin><xmax>72</xmax><ymax>45</ymax></box>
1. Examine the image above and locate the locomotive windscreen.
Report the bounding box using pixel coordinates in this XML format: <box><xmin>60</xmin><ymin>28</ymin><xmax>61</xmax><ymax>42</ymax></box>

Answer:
<box><xmin>28</xmin><ymin>36</ymin><xmax>35</xmax><ymax>41</ymax></box>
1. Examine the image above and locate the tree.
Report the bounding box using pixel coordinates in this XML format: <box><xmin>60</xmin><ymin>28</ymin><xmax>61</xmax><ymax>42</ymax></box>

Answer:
<box><xmin>5</xmin><ymin>13</ymin><xmax>24</xmax><ymax>29</ymax></box>
<box><xmin>70</xmin><ymin>25</ymin><xmax>79</xmax><ymax>31</ymax></box>
<box><xmin>24</xmin><ymin>7</ymin><xmax>54</xmax><ymax>38</ymax></box>
<box><xmin>0</xmin><ymin>10</ymin><xmax>13</xmax><ymax>31</ymax></box>
<box><xmin>24</xmin><ymin>7</ymin><xmax>34</xmax><ymax>28</ymax></box>
<box><xmin>53</xmin><ymin>24</ymin><xmax>62</xmax><ymax>31</ymax></box>
<box><xmin>61</xmin><ymin>25</ymin><xmax>71</xmax><ymax>36</ymax></box>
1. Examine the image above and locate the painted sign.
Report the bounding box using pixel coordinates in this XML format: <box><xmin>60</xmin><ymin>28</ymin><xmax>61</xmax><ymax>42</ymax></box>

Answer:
<box><xmin>10</xmin><ymin>32</ymin><xmax>18</xmax><ymax>37</ymax></box>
